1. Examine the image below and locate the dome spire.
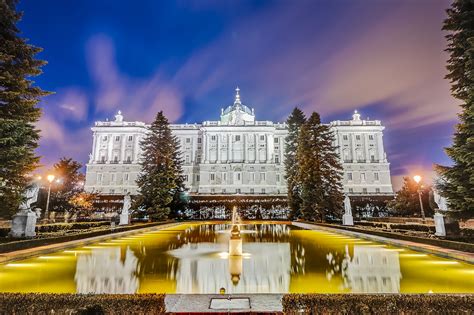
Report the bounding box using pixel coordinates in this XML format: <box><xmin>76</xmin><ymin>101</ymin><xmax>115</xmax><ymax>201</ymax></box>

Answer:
<box><xmin>234</xmin><ymin>86</ymin><xmax>241</xmax><ymax>105</ymax></box>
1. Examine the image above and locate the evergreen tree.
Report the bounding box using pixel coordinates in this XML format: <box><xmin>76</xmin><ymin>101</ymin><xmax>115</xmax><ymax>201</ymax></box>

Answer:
<box><xmin>284</xmin><ymin>107</ymin><xmax>306</xmax><ymax>219</ymax></box>
<box><xmin>50</xmin><ymin>158</ymin><xmax>84</xmax><ymax>212</ymax></box>
<box><xmin>435</xmin><ymin>0</ymin><xmax>474</xmax><ymax>220</ymax></box>
<box><xmin>297</xmin><ymin>112</ymin><xmax>344</xmax><ymax>221</ymax></box>
<box><xmin>388</xmin><ymin>177</ymin><xmax>433</xmax><ymax>217</ymax></box>
<box><xmin>0</xmin><ymin>0</ymin><xmax>50</xmax><ymax>218</ymax></box>
<box><xmin>136</xmin><ymin>111</ymin><xmax>183</xmax><ymax>221</ymax></box>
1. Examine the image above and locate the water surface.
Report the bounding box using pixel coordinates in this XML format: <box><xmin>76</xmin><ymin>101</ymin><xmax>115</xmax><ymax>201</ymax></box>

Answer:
<box><xmin>0</xmin><ymin>223</ymin><xmax>472</xmax><ymax>294</ymax></box>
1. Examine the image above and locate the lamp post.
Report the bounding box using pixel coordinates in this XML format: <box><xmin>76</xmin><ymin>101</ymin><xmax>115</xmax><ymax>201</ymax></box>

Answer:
<box><xmin>413</xmin><ymin>175</ymin><xmax>426</xmax><ymax>224</ymax></box>
<box><xmin>44</xmin><ymin>174</ymin><xmax>55</xmax><ymax>223</ymax></box>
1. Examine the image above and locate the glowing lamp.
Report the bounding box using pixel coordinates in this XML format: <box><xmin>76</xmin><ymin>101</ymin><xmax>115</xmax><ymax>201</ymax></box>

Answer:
<box><xmin>413</xmin><ymin>175</ymin><xmax>422</xmax><ymax>184</ymax></box>
<box><xmin>47</xmin><ymin>175</ymin><xmax>55</xmax><ymax>183</ymax></box>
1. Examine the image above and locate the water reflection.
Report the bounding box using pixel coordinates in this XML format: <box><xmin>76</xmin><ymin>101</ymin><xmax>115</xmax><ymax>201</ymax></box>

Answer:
<box><xmin>326</xmin><ymin>245</ymin><xmax>402</xmax><ymax>293</ymax></box>
<box><xmin>75</xmin><ymin>247</ymin><xmax>139</xmax><ymax>293</ymax></box>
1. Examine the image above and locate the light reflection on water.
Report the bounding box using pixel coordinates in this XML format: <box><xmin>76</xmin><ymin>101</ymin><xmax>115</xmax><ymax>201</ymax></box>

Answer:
<box><xmin>0</xmin><ymin>223</ymin><xmax>473</xmax><ymax>294</ymax></box>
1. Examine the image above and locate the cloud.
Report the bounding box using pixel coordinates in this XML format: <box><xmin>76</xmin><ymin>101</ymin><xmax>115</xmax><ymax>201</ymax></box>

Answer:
<box><xmin>86</xmin><ymin>34</ymin><xmax>183</xmax><ymax>123</ymax></box>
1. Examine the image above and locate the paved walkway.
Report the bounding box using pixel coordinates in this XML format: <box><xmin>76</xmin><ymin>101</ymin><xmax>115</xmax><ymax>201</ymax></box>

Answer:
<box><xmin>165</xmin><ymin>294</ymin><xmax>283</xmax><ymax>313</ymax></box>
<box><xmin>294</xmin><ymin>222</ymin><xmax>474</xmax><ymax>264</ymax></box>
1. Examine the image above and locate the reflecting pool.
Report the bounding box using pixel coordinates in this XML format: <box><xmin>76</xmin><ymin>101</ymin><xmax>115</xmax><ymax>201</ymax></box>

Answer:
<box><xmin>0</xmin><ymin>223</ymin><xmax>473</xmax><ymax>294</ymax></box>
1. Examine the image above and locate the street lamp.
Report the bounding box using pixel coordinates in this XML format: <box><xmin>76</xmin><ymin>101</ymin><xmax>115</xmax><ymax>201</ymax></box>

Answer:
<box><xmin>44</xmin><ymin>174</ymin><xmax>55</xmax><ymax>223</ymax></box>
<box><xmin>413</xmin><ymin>175</ymin><xmax>426</xmax><ymax>224</ymax></box>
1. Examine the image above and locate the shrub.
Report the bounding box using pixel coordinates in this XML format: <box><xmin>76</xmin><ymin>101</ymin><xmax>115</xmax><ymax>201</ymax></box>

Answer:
<box><xmin>283</xmin><ymin>294</ymin><xmax>474</xmax><ymax>314</ymax></box>
<box><xmin>0</xmin><ymin>293</ymin><xmax>166</xmax><ymax>314</ymax></box>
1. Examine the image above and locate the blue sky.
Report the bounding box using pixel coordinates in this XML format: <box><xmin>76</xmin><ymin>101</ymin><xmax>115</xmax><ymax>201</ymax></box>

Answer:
<box><xmin>18</xmin><ymin>0</ymin><xmax>457</xmax><ymax>189</ymax></box>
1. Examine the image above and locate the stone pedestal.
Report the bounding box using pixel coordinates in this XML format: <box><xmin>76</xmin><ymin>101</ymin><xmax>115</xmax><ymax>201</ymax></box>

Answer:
<box><xmin>9</xmin><ymin>210</ymin><xmax>37</xmax><ymax>237</ymax></box>
<box><xmin>119</xmin><ymin>212</ymin><xmax>130</xmax><ymax>226</ymax></box>
<box><xmin>342</xmin><ymin>214</ymin><xmax>354</xmax><ymax>226</ymax></box>
<box><xmin>229</xmin><ymin>238</ymin><xmax>242</xmax><ymax>256</ymax></box>
<box><xmin>434</xmin><ymin>213</ymin><xmax>446</xmax><ymax>237</ymax></box>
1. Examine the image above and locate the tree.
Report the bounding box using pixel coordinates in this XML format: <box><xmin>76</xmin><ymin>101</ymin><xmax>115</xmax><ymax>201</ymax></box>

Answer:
<box><xmin>388</xmin><ymin>177</ymin><xmax>433</xmax><ymax>217</ymax></box>
<box><xmin>50</xmin><ymin>157</ymin><xmax>84</xmax><ymax>212</ymax></box>
<box><xmin>297</xmin><ymin>112</ymin><xmax>344</xmax><ymax>221</ymax></box>
<box><xmin>0</xmin><ymin>0</ymin><xmax>50</xmax><ymax>218</ymax></box>
<box><xmin>284</xmin><ymin>107</ymin><xmax>306</xmax><ymax>219</ymax></box>
<box><xmin>435</xmin><ymin>0</ymin><xmax>474</xmax><ymax>220</ymax></box>
<box><xmin>136</xmin><ymin>111</ymin><xmax>183</xmax><ymax>221</ymax></box>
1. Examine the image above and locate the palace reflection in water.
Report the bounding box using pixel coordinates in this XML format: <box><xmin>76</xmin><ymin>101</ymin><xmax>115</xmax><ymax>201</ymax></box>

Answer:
<box><xmin>1</xmin><ymin>223</ymin><xmax>473</xmax><ymax>294</ymax></box>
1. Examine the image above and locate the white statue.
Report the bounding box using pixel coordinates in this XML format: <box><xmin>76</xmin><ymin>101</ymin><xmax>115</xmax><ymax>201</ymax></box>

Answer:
<box><xmin>342</xmin><ymin>195</ymin><xmax>354</xmax><ymax>226</ymax></box>
<box><xmin>433</xmin><ymin>190</ymin><xmax>448</xmax><ymax>211</ymax></box>
<box><xmin>119</xmin><ymin>193</ymin><xmax>131</xmax><ymax>225</ymax></box>
<box><xmin>10</xmin><ymin>183</ymin><xmax>40</xmax><ymax>237</ymax></box>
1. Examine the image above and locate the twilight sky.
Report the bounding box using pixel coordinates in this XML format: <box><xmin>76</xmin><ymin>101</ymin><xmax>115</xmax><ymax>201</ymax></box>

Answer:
<box><xmin>18</xmin><ymin>0</ymin><xmax>458</xmax><ymax>190</ymax></box>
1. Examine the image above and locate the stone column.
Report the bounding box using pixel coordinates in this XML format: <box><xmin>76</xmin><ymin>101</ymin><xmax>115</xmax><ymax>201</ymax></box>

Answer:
<box><xmin>120</xmin><ymin>134</ymin><xmax>126</xmax><ymax>163</ymax></box>
<box><xmin>133</xmin><ymin>136</ymin><xmax>140</xmax><ymax>163</ymax></box>
<box><xmin>228</xmin><ymin>133</ymin><xmax>232</xmax><ymax>162</ymax></box>
<box><xmin>203</xmin><ymin>133</ymin><xmax>208</xmax><ymax>163</ymax></box>
<box><xmin>363</xmin><ymin>133</ymin><xmax>369</xmax><ymax>162</ymax></box>
<box><xmin>216</xmin><ymin>135</ymin><xmax>220</xmax><ymax>163</ymax></box>
<box><xmin>350</xmin><ymin>134</ymin><xmax>356</xmax><ymax>162</ymax></box>
<box><xmin>107</xmin><ymin>134</ymin><xmax>113</xmax><ymax>163</ymax></box>
<box><xmin>377</xmin><ymin>133</ymin><xmax>384</xmax><ymax>162</ymax></box>
<box><xmin>243</xmin><ymin>133</ymin><xmax>247</xmax><ymax>162</ymax></box>
<box><xmin>266</xmin><ymin>134</ymin><xmax>272</xmax><ymax>163</ymax></box>
<box><xmin>91</xmin><ymin>132</ymin><xmax>98</xmax><ymax>162</ymax></box>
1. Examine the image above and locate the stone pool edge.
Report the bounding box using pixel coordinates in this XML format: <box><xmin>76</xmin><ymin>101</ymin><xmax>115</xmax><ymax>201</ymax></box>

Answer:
<box><xmin>0</xmin><ymin>222</ymin><xmax>183</xmax><ymax>264</ymax></box>
<box><xmin>293</xmin><ymin>222</ymin><xmax>474</xmax><ymax>264</ymax></box>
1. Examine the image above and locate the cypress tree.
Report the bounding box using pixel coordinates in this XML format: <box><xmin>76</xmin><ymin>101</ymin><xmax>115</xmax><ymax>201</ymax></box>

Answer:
<box><xmin>136</xmin><ymin>111</ymin><xmax>183</xmax><ymax>221</ymax></box>
<box><xmin>297</xmin><ymin>112</ymin><xmax>344</xmax><ymax>221</ymax></box>
<box><xmin>284</xmin><ymin>107</ymin><xmax>306</xmax><ymax>219</ymax></box>
<box><xmin>435</xmin><ymin>0</ymin><xmax>474</xmax><ymax>220</ymax></box>
<box><xmin>0</xmin><ymin>0</ymin><xmax>50</xmax><ymax>218</ymax></box>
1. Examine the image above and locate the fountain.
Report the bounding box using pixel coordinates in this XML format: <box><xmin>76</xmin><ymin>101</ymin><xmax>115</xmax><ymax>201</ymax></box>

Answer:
<box><xmin>228</xmin><ymin>206</ymin><xmax>243</xmax><ymax>256</ymax></box>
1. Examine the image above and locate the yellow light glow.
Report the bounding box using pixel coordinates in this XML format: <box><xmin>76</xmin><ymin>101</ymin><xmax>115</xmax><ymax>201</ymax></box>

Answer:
<box><xmin>413</xmin><ymin>175</ymin><xmax>422</xmax><ymax>184</ymax></box>
<box><xmin>47</xmin><ymin>174</ymin><xmax>55</xmax><ymax>183</ymax></box>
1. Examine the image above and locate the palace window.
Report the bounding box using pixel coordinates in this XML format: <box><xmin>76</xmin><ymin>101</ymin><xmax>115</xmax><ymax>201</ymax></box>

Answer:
<box><xmin>115</xmin><ymin>136</ymin><xmax>120</xmax><ymax>141</ymax></box>
<box><xmin>102</xmin><ymin>136</ymin><xmax>108</xmax><ymax>141</ymax></box>
<box><xmin>260</xmin><ymin>135</ymin><xmax>265</xmax><ymax>141</ymax></box>
<box><xmin>128</xmin><ymin>135</ymin><xmax>133</xmax><ymax>141</ymax></box>
<box><xmin>111</xmin><ymin>173</ymin><xmax>116</xmax><ymax>183</ymax></box>
<box><xmin>198</xmin><ymin>137</ymin><xmax>202</xmax><ymax>144</ymax></box>
<box><xmin>186</xmin><ymin>138</ymin><xmax>191</xmax><ymax>143</ymax></box>
<box><xmin>360</xmin><ymin>173</ymin><xmax>366</xmax><ymax>181</ymax></box>
<box><xmin>211</xmin><ymin>135</ymin><xmax>216</xmax><ymax>141</ymax></box>
<box><xmin>371</xmin><ymin>155</ymin><xmax>376</xmax><ymax>162</ymax></box>
<box><xmin>97</xmin><ymin>174</ymin><xmax>103</xmax><ymax>184</ymax></box>
<box><xmin>343</xmin><ymin>135</ymin><xmax>348</xmax><ymax>141</ymax></box>
<box><xmin>356</xmin><ymin>135</ymin><xmax>361</xmax><ymax>140</ymax></box>
<box><xmin>236</xmin><ymin>189</ymin><xmax>241</xmax><ymax>194</ymax></box>
<box><xmin>347</xmin><ymin>173</ymin><xmax>353</xmax><ymax>181</ymax></box>
<box><xmin>376</xmin><ymin>188</ymin><xmax>380</xmax><ymax>193</ymax></box>
<box><xmin>235</xmin><ymin>135</ymin><xmax>241</xmax><ymax>141</ymax></box>
<box><xmin>210</xmin><ymin>173</ymin><xmax>215</xmax><ymax>181</ymax></box>
<box><xmin>274</xmin><ymin>137</ymin><xmax>279</xmax><ymax>143</ymax></box>
<box><xmin>262</xmin><ymin>188</ymin><xmax>266</xmax><ymax>194</ymax></box>
<box><xmin>184</xmin><ymin>175</ymin><xmax>189</xmax><ymax>181</ymax></box>
<box><xmin>250</xmin><ymin>188</ymin><xmax>254</xmax><ymax>194</ymax></box>
<box><xmin>237</xmin><ymin>173</ymin><xmax>241</xmax><ymax>181</ymax></box>
<box><xmin>275</xmin><ymin>155</ymin><xmax>280</xmax><ymax>164</ymax></box>
<box><xmin>363</xmin><ymin>188</ymin><xmax>368</xmax><ymax>194</ymax></box>
<box><xmin>369</xmin><ymin>135</ymin><xmax>374</xmax><ymax>140</ymax></box>
<box><xmin>276</xmin><ymin>174</ymin><xmax>280</xmax><ymax>182</ymax></box>
<box><xmin>374</xmin><ymin>172</ymin><xmax>379</xmax><ymax>181</ymax></box>
<box><xmin>185</xmin><ymin>155</ymin><xmax>190</xmax><ymax>164</ymax></box>
<box><xmin>349</xmin><ymin>188</ymin><xmax>354</xmax><ymax>193</ymax></box>
<box><xmin>196</xmin><ymin>175</ymin><xmax>200</xmax><ymax>182</ymax></box>
<box><xmin>123</xmin><ymin>174</ymin><xmax>129</xmax><ymax>182</ymax></box>
<box><xmin>260</xmin><ymin>173</ymin><xmax>266</xmax><ymax>182</ymax></box>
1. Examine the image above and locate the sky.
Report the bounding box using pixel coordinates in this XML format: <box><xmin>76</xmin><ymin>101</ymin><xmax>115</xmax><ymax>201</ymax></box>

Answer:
<box><xmin>17</xmin><ymin>0</ymin><xmax>458</xmax><ymax>190</ymax></box>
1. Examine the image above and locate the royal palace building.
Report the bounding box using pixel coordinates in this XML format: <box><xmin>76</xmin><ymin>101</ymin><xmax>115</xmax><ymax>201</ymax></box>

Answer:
<box><xmin>84</xmin><ymin>88</ymin><xmax>393</xmax><ymax>198</ymax></box>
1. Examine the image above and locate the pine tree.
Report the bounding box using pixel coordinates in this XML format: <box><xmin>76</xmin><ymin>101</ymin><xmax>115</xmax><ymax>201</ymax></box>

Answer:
<box><xmin>388</xmin><ymin>177</ymin><xmax>433</xmax><ymax>217</ymax></box>
<box><xmin>284</xmin><ymin>107</ymin><xmax>306</xmax><ymax>219</ymax></box>
<box><xmin>0</xmin><ymin>0</ymin><xmax>50</xmax><ymax>218</ymax></box>
<box><xmin>50</xmin><ymin>158</ymin><xmax>84</xmax><ymax>212</ymax></box>
<box><xmin>297</xmin><ymin>112</ymin><xmax>344</xmax><ymax>221</ymax></box>
<box><xmin>435</xmin><ymin>0</ymin><xmax>474</xmax><ymax>220</ymax></box>
<box><xmin>136</xmin><ymin>111</ymin><xmax>183</xmax><ymax>221</ymax></box>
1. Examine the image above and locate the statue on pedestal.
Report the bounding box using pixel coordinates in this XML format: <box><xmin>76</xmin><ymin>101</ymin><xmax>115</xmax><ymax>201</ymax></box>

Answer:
<box><xmin>10</xmin><ymin>183</ymin><xmax>40</xmax><ymax>237</ymax></box>
<box><xmin>119</xmin><ymin>193</ymin><xmax>131</xmax><ymax>225</ymax></box>
<box><xmin>432</xmin><ymin>189</ymin><xmax>448</xmax><ymax>237</ymax></box>
<box><xmin>342</xmin><ymin>195</ymin><xmax>354</xmax><ymax>226</ymax></box>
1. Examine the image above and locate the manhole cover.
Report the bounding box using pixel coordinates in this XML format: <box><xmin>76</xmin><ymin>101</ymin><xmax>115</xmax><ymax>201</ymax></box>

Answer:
<box><xmin>210</xmin><ymin>298</ymin><xmax>251</xmax><ymax>310</ymax></box>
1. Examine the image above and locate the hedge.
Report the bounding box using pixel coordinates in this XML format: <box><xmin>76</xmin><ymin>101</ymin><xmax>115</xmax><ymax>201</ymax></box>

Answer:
<box><xmin>0</xmin><ymin>221</ymin><xmax>111</xmax><ymax>237</ymax></box>
<box><xmin>0</xmin><ymin>293</ymin><xmax>166</xmax><ymax>314</ymax></box>
<box><xmin>283</xmin><ymin>294</ymin><xmax>474</xmax><ymax>314</ymax></box>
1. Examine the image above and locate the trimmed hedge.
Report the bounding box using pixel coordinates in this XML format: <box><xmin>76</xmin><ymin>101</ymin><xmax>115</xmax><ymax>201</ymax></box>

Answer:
<box><xmin>283</xmin><ymin>294</ymin><xmax>474</xmax><ymax>314</ymax></box>
<box><xmin>0</xmin><ymin>293</ymin><xmax>165</xmax><ymax>314</ymax></box>
<box><xmin>0</xmin><ymin>221</ymin><xmax>112</xmax><ymax>237</ymax></box>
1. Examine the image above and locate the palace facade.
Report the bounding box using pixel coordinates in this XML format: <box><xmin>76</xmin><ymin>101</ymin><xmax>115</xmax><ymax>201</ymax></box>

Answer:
<box><xmin>84</xmin><ymin>88</ymin><xmax>393</xmax><ymax>197</ymax></box>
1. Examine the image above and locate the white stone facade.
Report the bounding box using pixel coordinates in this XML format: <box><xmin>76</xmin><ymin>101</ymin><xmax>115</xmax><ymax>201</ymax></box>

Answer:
<box><xmin>84</xmin><ymin>89</ymin><xmax>393</xmax><ymax>196</ymax></box>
